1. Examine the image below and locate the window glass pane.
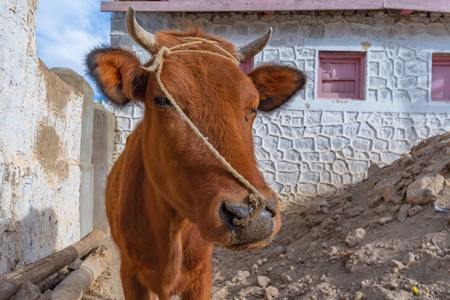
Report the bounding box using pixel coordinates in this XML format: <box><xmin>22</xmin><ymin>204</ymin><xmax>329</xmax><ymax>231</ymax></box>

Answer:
<box><xmin>432</xmin><ymin>64</ymin><xmax>450</xmax><ymax>101</ymax></box>
<box><xmin>322</xmin><ymin>62</ymin><xmax>356</xmax><ymax>79</ymax></box>
<box><xmin>322</xmin><ymin>80</ymin><xmax>356</xmax><ymax>94</ymax></box>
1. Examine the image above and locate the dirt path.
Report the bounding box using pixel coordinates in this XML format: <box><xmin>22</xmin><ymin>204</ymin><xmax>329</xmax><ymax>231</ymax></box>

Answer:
<box><xmin>83</xmin><ymin>133</ymin><xmax>450</xmax><ymax>300</ymax></box>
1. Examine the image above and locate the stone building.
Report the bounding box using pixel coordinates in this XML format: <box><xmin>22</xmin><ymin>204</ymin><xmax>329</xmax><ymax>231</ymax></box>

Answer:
<box><xmin>101</xmin><ymin>1</ymin><xmax>450</xmax><ymax>208</ymax></box>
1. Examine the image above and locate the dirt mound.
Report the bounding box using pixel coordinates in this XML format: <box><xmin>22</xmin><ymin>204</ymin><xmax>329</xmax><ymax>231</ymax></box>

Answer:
<box><xmin>211</xmin><ymin>133</ymin><xmax>450</xmax><ymax>300</ymax></box>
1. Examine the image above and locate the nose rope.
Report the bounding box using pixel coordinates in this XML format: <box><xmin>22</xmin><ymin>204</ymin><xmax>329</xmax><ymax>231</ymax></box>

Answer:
<box><xmin>142</xmin><ymin>39</ymin><xmax>276</xmax><ymax>225</ymax></box>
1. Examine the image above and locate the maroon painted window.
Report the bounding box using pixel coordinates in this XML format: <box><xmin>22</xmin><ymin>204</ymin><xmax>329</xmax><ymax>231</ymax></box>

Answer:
<box><xmin>239</xmin><ymin>56</ymin><xmax>254</xmax><ymax>74</ymax></box>
<box><xmin>318</xmin><ymin>52</ymin><xmax>365</xmax><ymax>100</ymax></box>
<box><xmin>432</xmin><ymin>56</ymin><xmax>450</xmax><ymax>102</ymax></box>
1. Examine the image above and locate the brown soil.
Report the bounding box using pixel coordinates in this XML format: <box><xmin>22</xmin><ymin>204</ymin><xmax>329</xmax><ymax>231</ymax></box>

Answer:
<box><xmin>83</xmin><ymin>133</ymin><xmax>450</xmax><ymax>300</ymax></box>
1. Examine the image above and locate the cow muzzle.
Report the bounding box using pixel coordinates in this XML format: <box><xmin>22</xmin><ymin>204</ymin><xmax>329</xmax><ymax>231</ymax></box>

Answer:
<box><xmin>220</xmin><ymin>194</ymin><xmax>277</xmax><ymax>250</ymax></box>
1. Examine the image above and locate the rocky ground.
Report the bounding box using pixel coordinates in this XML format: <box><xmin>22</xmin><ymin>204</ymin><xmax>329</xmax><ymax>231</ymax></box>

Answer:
<box><xmin>83</xmin><ymin>132</ymin><xmax>450</xmax><ymax>300</ymax></box>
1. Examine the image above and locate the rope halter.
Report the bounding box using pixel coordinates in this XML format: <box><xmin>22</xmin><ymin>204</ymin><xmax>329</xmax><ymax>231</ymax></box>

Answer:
<box><xmin>142</xmin><ymin>38</ymin><xmax>277</xmax><ymax>226</ymax></box>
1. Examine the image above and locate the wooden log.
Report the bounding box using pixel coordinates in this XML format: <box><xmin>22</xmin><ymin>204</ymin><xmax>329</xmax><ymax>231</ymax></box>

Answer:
<box><xmin>38</xmin><ymin>268</ymin><xmax>70</xmax><ymax>293</ymax></box>
<box><xmin>51</xmin><ymin>245</ymin><xmax>111</xmax><ymax>300</ymax></box>
<box><xmin>0</xmin><ymin>230</ymin><xmax>105</xmax><ymax>300</ymax></box>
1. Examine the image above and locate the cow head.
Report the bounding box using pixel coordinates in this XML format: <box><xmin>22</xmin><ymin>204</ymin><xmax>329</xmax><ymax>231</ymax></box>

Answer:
<box><xmin>86</xmin><ymin>8</ymin><xmax>306</xmax><ymax>251</ymax></box>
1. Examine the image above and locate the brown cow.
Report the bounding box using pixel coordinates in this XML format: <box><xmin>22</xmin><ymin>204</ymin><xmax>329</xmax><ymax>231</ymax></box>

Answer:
<box><xmin>86</xmin><ymin>7</ymin><xmax>305</xmax><ymax>300</ymax></box>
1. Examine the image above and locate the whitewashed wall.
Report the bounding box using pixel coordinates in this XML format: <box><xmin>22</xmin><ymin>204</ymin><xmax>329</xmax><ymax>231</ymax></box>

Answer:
<box><xmin>0</xmin><ymin>0</ymin><xmax>84</xmax><ymax>274</ymax></box>
<box><xmin>109</xmin><ymin>10</ymin><xmax>450</xmax><ymax>207</ymax></box>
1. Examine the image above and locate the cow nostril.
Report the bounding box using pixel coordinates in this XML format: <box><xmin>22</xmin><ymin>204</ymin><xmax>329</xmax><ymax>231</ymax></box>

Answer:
<box><xmin>224</xmin><ymin>201</ymin><xmax>252</xmax><ymax>219</ymax></box>
<box><xmin>221</xmin><ymin>200</ymin><xmax>274</xmax><ymax>228</ymax></box>
<box><xmin>221</xmin><ymin>202</ymin><xmax>249</xmax><ymax>229</ymax></box>
<box><xmin>220</xmin><ymin>199</ymin><xmax>275</xmax><ymax>245</ymax></box>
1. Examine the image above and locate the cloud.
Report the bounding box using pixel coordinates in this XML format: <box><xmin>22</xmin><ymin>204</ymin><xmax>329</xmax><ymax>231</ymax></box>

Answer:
<box><xmin>36</xmin><ymin>0</ymin><xmax>110</xmax><ymax>98</ymax></box>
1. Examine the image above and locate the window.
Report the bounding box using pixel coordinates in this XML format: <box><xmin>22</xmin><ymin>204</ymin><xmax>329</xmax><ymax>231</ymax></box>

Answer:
<box><xmin>318</xmin><ymin>52</ymin><xmax>365</xmax><ymax>100</ymax></box>
<box><xmin>432</xmin><ymin>56</ymin><xmax>450</xmax><ymax>102</ymax></box>
<box><xmin>239</xmin><ymin>56</ymin><xmax>254</xmax><ymax>74</ymax></box>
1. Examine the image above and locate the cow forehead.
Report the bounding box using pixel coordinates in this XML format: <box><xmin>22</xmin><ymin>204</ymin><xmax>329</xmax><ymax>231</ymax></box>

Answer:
<box><xmin>151</xmin><ymin>53</ymin><xmax>259</xmax><ymax>110</ymax></box>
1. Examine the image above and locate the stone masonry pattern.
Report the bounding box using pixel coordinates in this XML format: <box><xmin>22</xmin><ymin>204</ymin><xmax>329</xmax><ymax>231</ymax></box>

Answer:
<box><xmin>109</xmin><ymin>10</ymin><xmax>450</xmax><ymax>207</ymax></box>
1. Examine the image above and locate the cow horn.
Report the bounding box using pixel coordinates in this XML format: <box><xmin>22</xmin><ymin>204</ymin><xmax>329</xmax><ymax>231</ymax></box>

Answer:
<box><xmin>238</xmin><ymin>27</ymin><xmax>272</xmax><ymax>61</ymax></box>
<box><xmin>125</xmin><ymin>7</ymin><xmax>156</xmax><ymax>53</ymax></box>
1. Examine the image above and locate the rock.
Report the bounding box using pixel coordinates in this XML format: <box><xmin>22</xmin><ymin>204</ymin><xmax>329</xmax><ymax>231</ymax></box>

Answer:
<box><xmin>345</xmin><ymin>228</ymin><xmax>366</xmax><ymax>247</ymax></box>
<box><xmin>270</xmin><ymin>246</ymin><xmax>285</xmax><ymax>259</ymax></box>
<box><xmin>435</xmin><ymin>186</ymin><xmax>450</xmax><ymax>210</ymax></box>
<box><xmin>369</xmin><ymin>194</ymin><xmax>383</xmax><ymax>208</ymax></box>
<box><xmin>257</xmin><ymin>276</ymin><xmax>271</xmax><ymax>288</ymax></box>
<box><xmin>378</xmin><ymin>215</ymin><xmax>394</xmax><ymax>225</ymax></box>
<box><xmin>402</xmin><ymin>252</ymin><xmax>416</xmax><ymax>265</ymax></box>
<box><xmin>400</xmin><ymin>154</ymin><xmax>415</xmax><ymax>168</ymax></box>
<box><xmin>306</xmin><ymin>203</ymin><xmax>323</xmax><ymax>215</ymax></box>
<box><xmin>397</xmin><ymin>204</ymin><xmax>412</xmax><ymax>222</ymax></box>
<box><xmin>368</xmin><ymin>162</ymin><xmax>381</xmax><ymax>177</ymax></box>
<box><xmin>388</xmin><ymin>282</ymin><xmax>399</xmax><ymax>290</ymax></box>
<box><xmin>252</xmin><ymin>264</ymin><xmax>259</xmax><ymax>273</ymax></box>
<box><xmin>233</xmin><ymin>271</ymin><xmax>250</xmax><ymax>283</ymax></box>
<box><xmin>68</xmin><ymin>259</ymin><xmax>83</xmax><ymax>271</ymax></box>
<box><xmin>392</xmin><ymin>260</ymin><xmax>406</xmax><ymax>270</ymax></box>
<box><xmin>406</xmin><ymin>174</ymin><xmax>445</xmax><ymax>205</ymax></box>
<box><xmin>319</xmin><ymin>200</ymin><xmax>330</xmax><ymax>207</ymax></box>
<box><xmin>408</xmin><ymin>205</ymin><xmax>423</xmax><ymax>217</ymax></box>
<box><xmin>281</xmin><ymin>273</ymin><xmax>292</xmax><ymax>283</ymax></box>
<box><xmin>13</xmin><ymin>281</ymin><xmax>47</xmax><ymax>300</ymax></box>
<box><xmin>375</xmin><ymin>203</ymin><xmax>389</xmax><ymax>215</ymax></box>
<box><xmin>344</xmin><ymin>206</ymin><xmax>365</xmax><ymax>218</ymax></box>
<box><xmin>306</xmin><ymin>241</ymin><xmax>318</xmax><ymax>253</ymax></box>
<box><xmin>354</xmin><ymin>291</ymin><xmax>365</xmax><ymax>300</ymax></box>
<box><xmin>264</xmin><ymin>286</ymin><xmax>279</xmax><ymax>300</ymax></box>
<box><xmin>241</xmin><ymin>270</ymin><xmax>250</xmax><ymax>277</ymax></box>
<box><xmin>233</xmin><ymin>273</ymin><xmax>246</xmax><ymax>283</ymax></box>
<box><xmin>380</xmin><ymin>185</ymin><xmax>402</xmax><ymax>204</ymax></box>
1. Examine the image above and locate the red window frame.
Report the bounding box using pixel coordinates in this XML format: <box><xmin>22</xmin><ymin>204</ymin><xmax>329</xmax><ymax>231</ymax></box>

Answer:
<box><xmin>239</xmin><ymin>56</ymin><xmax>254</xmax><ymax>74</ymax></box>
<box><xmin>318</xmin><ymin>52</ymin><xmax>365</xmax><ymax>100</ymax></box>
<box><xmin>431</xmin><ymin>55</ymin><xmax>450</xmax><ymax>102</ymax></box>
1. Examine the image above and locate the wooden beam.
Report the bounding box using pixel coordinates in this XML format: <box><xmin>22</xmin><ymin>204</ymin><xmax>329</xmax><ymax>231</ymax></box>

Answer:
<box><xmin>100</xmin><ymin>0</ymin><xmax>450</xmax><ymax>13</ymax></box>
<box><xmin>0</xmin><ymin>230</ymin><xmax>105</xmax><ymax>300</ymax></box>
<box><xmin>101</xmin><ymin>0</ymin><xmax>385</xmax><ymax>12</ymax></box>
<box><xmin>384</xmin><ymin>0</ymin><xmax>450</xmax><ymax>13</ymax></box>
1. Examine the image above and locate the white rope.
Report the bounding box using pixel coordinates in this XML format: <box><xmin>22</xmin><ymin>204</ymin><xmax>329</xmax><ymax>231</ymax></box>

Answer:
<box><xmin>141</xmin><ymin>38</ymin><xmax>280</xmax><ymax>225</ymax></box>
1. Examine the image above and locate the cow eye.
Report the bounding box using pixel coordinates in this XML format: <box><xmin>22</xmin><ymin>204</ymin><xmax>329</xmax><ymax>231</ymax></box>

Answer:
<box><xmin>154</xmin><ymin>96</ymin><xmax>172</xmax><ymax>107</ymax></box>
<box><xmin>245</xmin><ymin>109</ymin><xmax>257</xmax><ymax>121</ymax></box>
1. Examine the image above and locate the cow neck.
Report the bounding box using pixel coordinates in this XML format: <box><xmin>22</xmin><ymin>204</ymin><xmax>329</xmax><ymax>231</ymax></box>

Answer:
<box><xmin>142</xmin><ymin>38</ymin><xmax>277</xmax><ymax>225</ymax></box>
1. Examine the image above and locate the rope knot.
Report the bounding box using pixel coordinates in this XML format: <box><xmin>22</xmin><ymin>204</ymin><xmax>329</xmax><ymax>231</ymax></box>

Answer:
<box><xmin>248</xmin><ymin>193</ymin><xmax>263</xmax><ymax>208</ymax></box>
<box><xmin>160</xmin><ymin>46</ymin><xmax>171</xmax><ymax>57</ymax></box>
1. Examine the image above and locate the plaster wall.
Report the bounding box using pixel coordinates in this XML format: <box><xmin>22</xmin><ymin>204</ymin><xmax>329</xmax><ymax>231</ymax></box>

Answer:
<box><xmin>0</xmin><ymin>0</ymin><xmax>85</xmax><ymax>274</ymax></box>
<box><xmin>109</xmin><ymin>10</ymin><xmax>450</xmax><ymax>207</ymax></box>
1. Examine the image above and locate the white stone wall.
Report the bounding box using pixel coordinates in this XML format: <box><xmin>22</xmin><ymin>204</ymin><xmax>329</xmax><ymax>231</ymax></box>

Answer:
<box><xmin>0</xmin><ymin>0</ymin><xmax>83</xmax><ymax>274</ymax></box>
<box><xmin>109</xmin><ymin>10</ymin><xmax>450</xmax><ymax>207</ymax></box>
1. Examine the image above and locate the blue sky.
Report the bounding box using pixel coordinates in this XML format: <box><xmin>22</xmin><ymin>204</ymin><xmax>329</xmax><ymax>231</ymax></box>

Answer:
<box><xmin>36</xmin><ymin>0</ymin><xmax>111</xmax><ymax>100</ymax></box>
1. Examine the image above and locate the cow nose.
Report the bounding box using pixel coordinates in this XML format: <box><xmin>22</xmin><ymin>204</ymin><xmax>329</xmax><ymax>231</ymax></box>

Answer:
<box><xmin>220</xmin><ymin>196</ymin><xmax>276</xmax><ymax>244</ymax></box>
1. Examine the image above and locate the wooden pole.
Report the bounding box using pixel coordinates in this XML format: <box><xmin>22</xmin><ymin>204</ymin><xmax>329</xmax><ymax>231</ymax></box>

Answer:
<box><xmin>0</xmin><ymin>230</ymin><xmax>105</xmax><ymax>300</ymax></box>
<box><xmin>51</xmin><ymin>245</ymin><xmax>111</xmax><ymax>300</ymax></box>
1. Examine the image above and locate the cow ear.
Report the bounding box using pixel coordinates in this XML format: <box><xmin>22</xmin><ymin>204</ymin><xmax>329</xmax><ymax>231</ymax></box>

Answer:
<box><xmin>248</xmin><ymin>65</ymin><xmax>306</xmax><ymax>112</ymax></box>
<box><xmin>85</xmin><ymin>46</ymin><xmax>149</xmax><ymax>105</ymax></box>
